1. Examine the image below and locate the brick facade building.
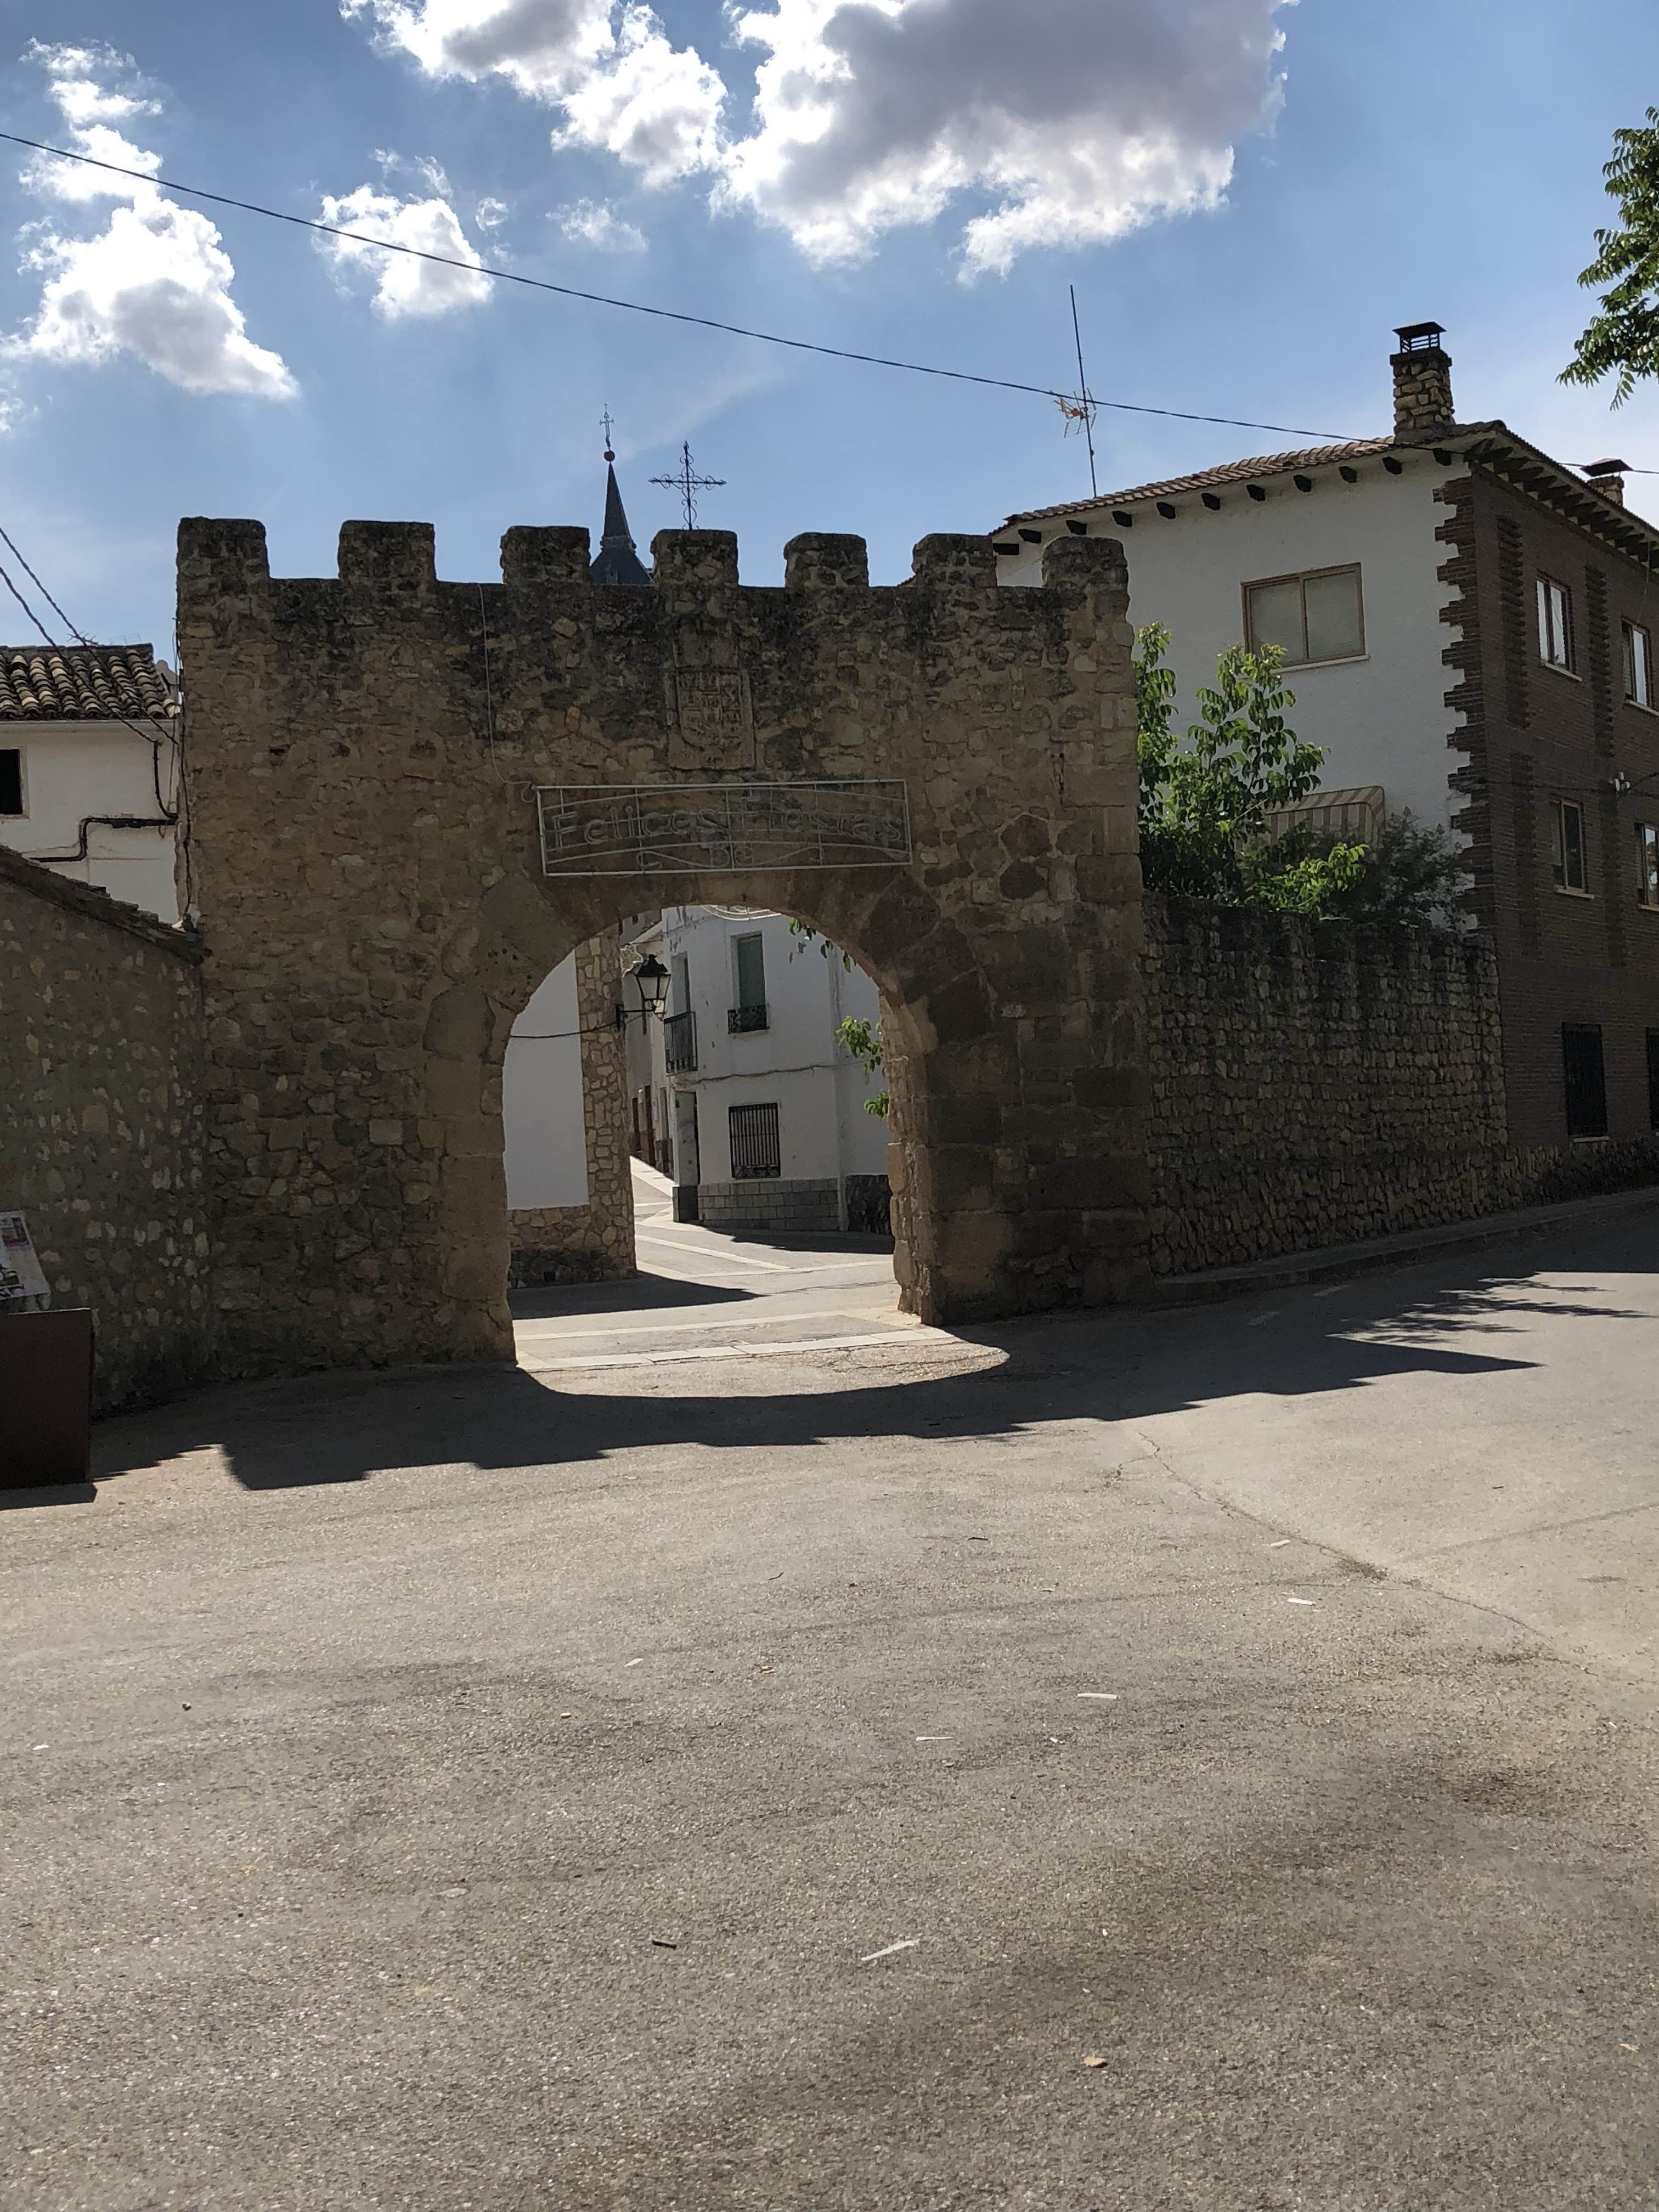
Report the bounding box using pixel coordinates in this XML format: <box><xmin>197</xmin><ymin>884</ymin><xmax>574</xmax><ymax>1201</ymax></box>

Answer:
<box><xmin>1439</xmin><ymin>440</ymin><xmax>1659</xmax><ymax>1146</ymax></box>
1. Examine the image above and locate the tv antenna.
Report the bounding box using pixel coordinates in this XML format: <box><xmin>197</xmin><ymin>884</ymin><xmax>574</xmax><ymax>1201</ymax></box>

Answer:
<box><xmin>1057</xmin><ymin>285</ymin><xmax>1099</xmax><ymax>499</ymax></box>
<box><xmin>651</xmin><ymin>440</ymin><xmax>725</xmax><ymax>529</ymax></box>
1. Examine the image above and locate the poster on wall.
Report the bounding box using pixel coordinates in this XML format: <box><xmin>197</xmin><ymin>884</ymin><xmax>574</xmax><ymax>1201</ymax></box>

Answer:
<box><xmin>0</xmin><ymin>1211</ymin><xmax>50</xmax><ymax>1307</ymax></box>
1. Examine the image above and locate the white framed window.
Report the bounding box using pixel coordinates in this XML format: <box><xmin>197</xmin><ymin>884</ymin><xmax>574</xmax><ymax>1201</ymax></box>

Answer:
<box><xmin>0</xmin><ymin>748</ymin><xmax>22</xmax><ymax>817</ymax></box>
<box><xmin>1550</xmin><ymin>795</ymin><xmax>1589</xmax><ymax>893</ymax></box>
<box><xmin>1243</xmin><ymin>565</ymin><xmax>1364</xmax><ymax>665</ymax></box>
<box><xmin>1624</xmin><ymin>619</ymin><xmax>1654</xmax><ymax>709</ymax></box>
<box><xmin>1637</xmin><ymin>822</ymin><xmax>1659</xmax><ymax>909</ymax></box>
<box><xmin>1537</xmin><ymin>574</ymin><xmax>1576</xmax><ymax>672</ymax></box>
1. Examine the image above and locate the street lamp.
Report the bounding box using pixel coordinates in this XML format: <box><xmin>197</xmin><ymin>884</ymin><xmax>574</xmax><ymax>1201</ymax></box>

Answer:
<box><xmin>616</xmin><ymin>952</ymin><xmax>671</xmax><ymax>1029</ymax></box>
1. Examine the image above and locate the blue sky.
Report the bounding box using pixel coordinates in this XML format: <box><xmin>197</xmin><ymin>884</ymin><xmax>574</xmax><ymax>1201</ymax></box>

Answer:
<box><xmin>2</xmin><ymin>0</ymin><xmax>1657</xmax><ymax>659</ymax></box>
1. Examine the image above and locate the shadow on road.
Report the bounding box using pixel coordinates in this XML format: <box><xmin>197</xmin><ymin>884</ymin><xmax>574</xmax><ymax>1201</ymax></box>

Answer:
<box><xmin>509</xmin><ymin>1272</ymin><xmax>755</xmax><ymax>1322</ymax></box>
<box><xmin>58</xmin><ymin>1215</ymin><xmax>1656</xmax><ymax>1499</ymax></box>
<box><xmin>86</xmin><ymin>1291</ymin><xmax>1566</xmax><ymax>1494</ymax></box>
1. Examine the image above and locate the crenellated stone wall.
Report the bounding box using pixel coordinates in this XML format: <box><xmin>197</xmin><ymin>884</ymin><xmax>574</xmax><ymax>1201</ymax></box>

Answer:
<box><xmin>178</xmin><ymin>518</ymin><xmax>1147</xmax><ymax>1377</ymax></box>
<box><xmin>507</xmin><ymin>930</ymin><xmax>636</xmax><ymax>1285</ymax></box>
<box><xmin>0</xmin><ymin>845</ymin><xmax>211</xmax><ymax>1412</ymax></box>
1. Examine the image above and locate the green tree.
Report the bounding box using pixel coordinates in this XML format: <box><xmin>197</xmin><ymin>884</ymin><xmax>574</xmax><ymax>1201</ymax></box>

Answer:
<box><xmin>1279</xmin><ymin>810</ymin><xmax>1469</xmax><ymax>929</ymax></box>
<box><xmin>1135</xmin><ymin>627</ymin><xmax>1337</xmax><ymax>903</ymax></box>
<box><xmin>1561</xmin><ymin>107</ymin><xmax>1659</xmax><ymax>405</ymax></box>
<box><xmin>834</xmin><ymin>1015</ymin><xmax>889</xmax><ymax>1118</ymax></box>
<box><xmin>1132</xmin><ymin>629</ymin><xmax>1468</xmax><ymax>926</ymax></box>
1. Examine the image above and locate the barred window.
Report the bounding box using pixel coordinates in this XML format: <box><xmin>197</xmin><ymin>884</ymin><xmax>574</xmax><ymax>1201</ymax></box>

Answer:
<box><xmin>729</xmin><ymin>1102</ymin><xmax>781</xmax><ymax>1180</ymax></box>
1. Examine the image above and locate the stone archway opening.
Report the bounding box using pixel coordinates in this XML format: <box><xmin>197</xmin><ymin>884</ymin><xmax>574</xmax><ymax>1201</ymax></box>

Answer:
<box><xmin>178</xmin><ymin>515</ymin><xmax>1148</xmax><ymax>1385</ymax></box>
<box><xmin>481</xmin><ymin>873</ymin><xmax>960</xmax><ymax>1334</ymax></box>
<box><xmin>496</xmin><ymin>900</ymin><xmax>906</xmax><ymax>1341</ymax></box>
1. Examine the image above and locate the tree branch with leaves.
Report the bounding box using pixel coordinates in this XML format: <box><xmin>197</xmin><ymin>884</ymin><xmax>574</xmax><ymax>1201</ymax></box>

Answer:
<box><xmin>1561</xmin><ymin>106</ymin><xmax>1659</xmax><ymax>405</ymax></box>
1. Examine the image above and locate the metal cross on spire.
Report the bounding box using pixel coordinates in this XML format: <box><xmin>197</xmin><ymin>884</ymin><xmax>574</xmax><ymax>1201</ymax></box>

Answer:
<box><xmin>601</xmin><ymin>405</ymin><xmax>616</xmax><ymax>460</ymax></box>
<box><xmin>650</xmin><ymin>440</ymin><xmax>725</xmax><ymax>529</ymax></box>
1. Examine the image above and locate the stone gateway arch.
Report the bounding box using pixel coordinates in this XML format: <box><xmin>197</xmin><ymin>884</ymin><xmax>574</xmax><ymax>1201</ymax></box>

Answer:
<box><xmin>178</xmin><ymin>518</ymin><xmax>1148</xmax><ymax>1379</ymax></box>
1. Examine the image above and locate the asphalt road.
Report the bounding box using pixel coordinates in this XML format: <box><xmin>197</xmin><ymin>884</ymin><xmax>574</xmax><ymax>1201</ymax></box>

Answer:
<box><xmin>5</xmin><ymin>1205</ymin><xmax>1659</xmax><ymax>2211</ymax></box>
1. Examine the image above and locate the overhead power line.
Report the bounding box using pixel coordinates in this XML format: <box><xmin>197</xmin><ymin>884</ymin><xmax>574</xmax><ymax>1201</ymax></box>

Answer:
<box><xmin>0</xmin><ymin>130</ymin><xmax>1362</xmax><ymax>445</ymax></box>
<box><xmin>0</xmin><ymin>522</ymin><xmax>83</xmax><ymax>640</ymax></box>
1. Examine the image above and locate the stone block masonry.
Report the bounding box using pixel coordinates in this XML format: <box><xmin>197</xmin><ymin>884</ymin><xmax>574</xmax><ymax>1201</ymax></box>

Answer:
<box><xmin>0</xmin><ymin>845</ymin><xmax>210</xmax><ymax>1414</ymax></box>
<box><xmin>178</xmin><ymin>518</ymin><xmax>1147</xmax><ymax>1378</ymax></box>
<box><xmin>508</xmin><ymin>930</ymin><xmax>636</xmax><ymax>1285</ymax></box>
<box><xmin>1144</xmin><ymin>896</ymin><xmax>1659</xmax><ymax>1277</ymax></box>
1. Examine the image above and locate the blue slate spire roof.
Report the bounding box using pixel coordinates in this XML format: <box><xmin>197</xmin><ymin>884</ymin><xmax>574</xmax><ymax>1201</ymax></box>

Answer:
<box><xmin>589</xmin><ymin>456</ymin><xmax>650</xmax><ymax>586</ymax></box>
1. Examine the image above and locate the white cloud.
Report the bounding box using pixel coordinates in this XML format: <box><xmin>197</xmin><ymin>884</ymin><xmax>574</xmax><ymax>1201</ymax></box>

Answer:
<box><xmin>342</xmin><ymin>0</ymin><xmax>725</xmax><ymax>184</ymax></box>
<box><xmin>319</xmin><ymin>179</ymin><xmax>493</xmax><ymax>317</ymax></box>
<box><xmin>476</xmin><ymin>194</ymin><xmax>511</xmax><ymax>229</ymax></box>
<box><xmin>720</xmin><ymin>0</ymin><xmax>1293</xmax><ymax>275</ymax></box>
<box><xmin>346</xmin><ymin>0</ymin><xmax>1292</xmax><ymax>275</ymax></box>
<box><xmin>551</xmin><ymin>197</ymin><xmax>646</xmax><ymax>250</ymax></box>
<box><xmin>7</xmin><ymin>44</ymin><xmax>295</xmax><ymax>397</ymax></box>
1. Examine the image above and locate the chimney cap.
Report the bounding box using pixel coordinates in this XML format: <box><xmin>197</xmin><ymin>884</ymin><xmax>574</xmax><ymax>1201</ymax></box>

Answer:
<box><xmin>1584</xmin><ymin>457</ymin><xmax>1630</xmax><ymax>478</ymax></box>
<box><xmin>1393</xmin><ymin>320</ymin><xmax>1447</xmax><ymax>353</ymax></box>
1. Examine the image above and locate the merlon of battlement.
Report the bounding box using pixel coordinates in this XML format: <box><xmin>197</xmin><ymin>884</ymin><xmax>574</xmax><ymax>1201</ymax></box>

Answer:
<box><xmin>176</xmin><ymin>518</ymin><xmax>1129</xmax><ymax>601</ymax></box>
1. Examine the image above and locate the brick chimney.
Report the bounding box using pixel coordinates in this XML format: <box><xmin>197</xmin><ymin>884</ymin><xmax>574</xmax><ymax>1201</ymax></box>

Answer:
<box><xmin>1391</xmin><ymin>322</ymin><xmax>1455</xmax><ymax>437</ymax></box>
<box><xmin>1584</xmin><ymin>458</ymin><xmax>1628</xmax><ymax>507</ymax></box>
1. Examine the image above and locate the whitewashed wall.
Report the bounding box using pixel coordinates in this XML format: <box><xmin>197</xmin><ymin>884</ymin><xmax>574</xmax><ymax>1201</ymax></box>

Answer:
<box><xmin>1</xmin><ymin>723</ymin><xmax>180</xmax><ymax>920</ymax></box>
<box><xmin>999</xmin><ymin>455</ymin><xmax>1462</xmax><ymax>830</ymax></box>
<box><xmin>660</xmin><ymin>906</ymin><xmax>889</xmax><ymax>1184</ymax></box>
<box><xmin>502</xmin><ymin>957</ymin><xmax>586</xmax><ymax>1209</ymax></box>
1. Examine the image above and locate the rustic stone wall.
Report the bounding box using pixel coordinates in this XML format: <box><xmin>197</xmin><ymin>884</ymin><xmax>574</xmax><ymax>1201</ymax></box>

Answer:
<box><xmin>1144</xmin><ymin>896</ymin><xmax>1659</xmax><ymax>1276</ymax></box>
<box><xmin>0</xmin><ymin>845</ymin><xmax>210</xmax><ymax>1412</ymax></box>
<box><xmin>179</xmin><ymin>519</ymin><xmax>1146</xmax><ymax>1377</ymax></box>
<box><xmin>1145</xmin><ymin>898</ymin><xmax>1509</xmax><ymax>1275</ymax></box>
<box><xmin>507</xmin><ymin>930</ymin><xmax>636</xmax><ymax>1285</ymax></box>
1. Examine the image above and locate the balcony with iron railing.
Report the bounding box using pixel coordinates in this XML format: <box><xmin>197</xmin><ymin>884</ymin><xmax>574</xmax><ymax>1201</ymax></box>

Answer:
<box><xmin>663</xmin><ymin>1009</ymin><xmax>697</xmax><ymax>1073</ymax></box>
<box><xmin>727</xmin><ymin>1002</ymin><xmax>769</xmax><ymax>1035</ymax></box>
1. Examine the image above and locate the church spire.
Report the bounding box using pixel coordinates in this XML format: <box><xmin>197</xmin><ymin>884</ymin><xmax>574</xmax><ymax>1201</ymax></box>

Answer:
<box><xmin>589</xmin><ymin>410</ymin><xmax>650</xmax><ymax>586</ymax></box>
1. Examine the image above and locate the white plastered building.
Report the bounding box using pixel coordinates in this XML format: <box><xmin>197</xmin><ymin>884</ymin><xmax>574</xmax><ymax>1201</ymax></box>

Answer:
<box><xmin>992</xmin><ymin>324</ymin><xmax>1492</xmax><ymax>838</ymax></box>
<box><xmin>625</xmin><ymin>905</ymin><xmax>891</xmax><ymax>1234</ymax></box>
<box><xmin>0</xmin><ymin>646</ymin><xmax>180</xmax><ymax>920</ymax></box>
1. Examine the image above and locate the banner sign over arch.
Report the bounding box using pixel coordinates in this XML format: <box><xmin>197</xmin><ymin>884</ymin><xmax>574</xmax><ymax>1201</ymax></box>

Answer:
<box><xmin>536</xmin><ymin>780</ymin><xmax>913</xmax><ymax>876</ymax></box>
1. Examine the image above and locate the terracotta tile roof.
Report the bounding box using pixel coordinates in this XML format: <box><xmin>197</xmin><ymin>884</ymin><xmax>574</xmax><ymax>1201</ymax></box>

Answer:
<box><xmin>0</xmin><ymin>644</ymin><xmax>173</xmax><ymax>723</ymax></box>
<box><xmin>997</xmin><ymin>439</ymin><xmax>1399</xmax><ymax>530</ymax></box>
<box><xmin>997</xmin><ymin>417</ymin><xmax>1659</xmax><ymax>563</ymax></box>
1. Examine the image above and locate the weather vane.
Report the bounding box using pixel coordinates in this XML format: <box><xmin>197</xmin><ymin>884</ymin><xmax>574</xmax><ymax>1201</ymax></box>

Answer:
<box><xmin>651</xmin><ymin>440</ymin><xmax>725</xmax><ymax>529</ymax></box>
<box><xmin>601</xmin><ymin>405</ymin><xmax>616</xmax><ymax>461</ymax></box>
